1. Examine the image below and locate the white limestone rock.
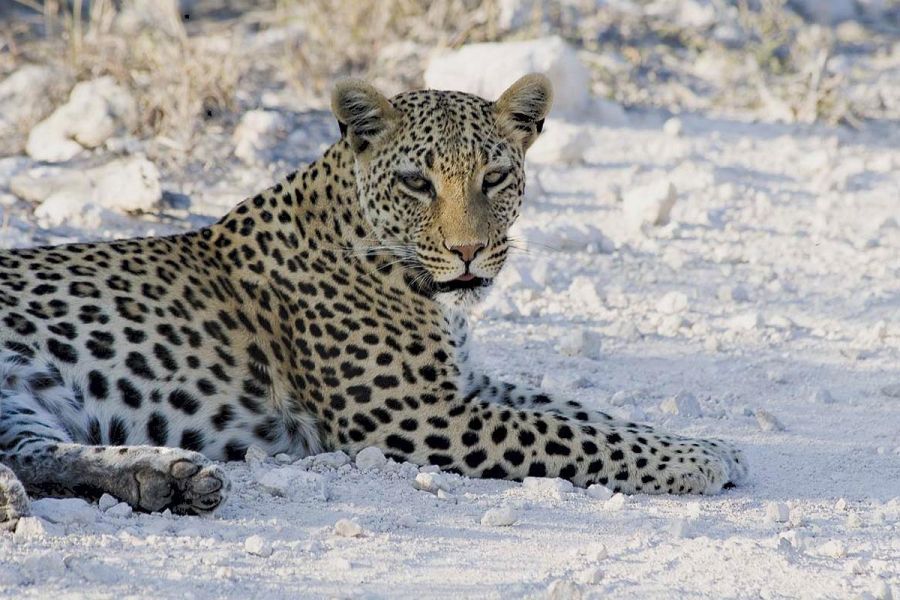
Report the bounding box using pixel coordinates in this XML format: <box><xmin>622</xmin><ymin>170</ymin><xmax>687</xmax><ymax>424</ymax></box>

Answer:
<box><xmin>623</xmin><ymin>181</ymin><xmax>677</xmax><ymax>232</ymax></box>
<box><xmin>233</xmin><ymin>109</ymin><xmax>288</xmax><ymax>164</ymax></box>
<box><xmin>528</xmin><ymin>120</ymin><xmax>592</xmax><ymax>164</ymax></box>
<box><xmin>89</xmin><ymin>155</ymin><xmax>161</xmax><ymax>213</ymax></box>
<box><xmin>13</xmin><ymin>155</ymin><xmax>161</xmax><ymax>217</ymax></box>
<box><xmin>425</xmin><ymin>37</ymin><xmax>591</xmax><ymax>116</ymax></box>
<box><xmin>480</xmin><ymin>506</ymin><xmax>519</xmax><ymax>527</ymax></box>
<box><xmin>26</xmin><ymin>77</ymin><xmax>137</xmax><ymax>162</ymax></box>
<box><xmin>14</xmin><ymin>516</ymin><xmax>64</xmax><ymax>539</ymax></box>
<box><xmin>30</xmin><ymin>498</ymin><xmax>97</xmax><ymax>526</ymax></box>
<box><xmin>0</xmin><ymin>65</ymin><xmax>61</xmax><ymax>138</ymax></box>
<box><xmin>333</xmin><ymin>518</ymin><xmax>364</xmax><ymax>538</ymax></box>
<box><xmin>660</xmin><ymin>391</ymin><xmax>702</xmax><ymax>418</ymax></box>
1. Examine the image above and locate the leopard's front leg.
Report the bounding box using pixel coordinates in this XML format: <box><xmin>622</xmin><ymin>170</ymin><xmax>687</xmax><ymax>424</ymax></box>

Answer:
<box><xmin>342</xmin><ymin>394</ymin><xmax>740</xmax><ymax>495</ymax></box>
<box><xmin>461</xmin><ymin>372</ymin><xmax>749</xmax><ymax>488</ymax></box>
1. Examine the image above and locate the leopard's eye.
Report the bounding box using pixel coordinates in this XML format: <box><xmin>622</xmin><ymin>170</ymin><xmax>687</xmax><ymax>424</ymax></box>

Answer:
<box><xmin>482</xmin><ymin>169</ymin><xmax>510</xmax><ymax>193</ymax></box>
<box><xmin>398</xmin><ymin>173</ymin><xmax>433</xmax><ymax>196</ymax></box>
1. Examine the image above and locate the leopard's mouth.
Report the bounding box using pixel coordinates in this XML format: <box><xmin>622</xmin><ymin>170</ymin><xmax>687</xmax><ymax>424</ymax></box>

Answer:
<box><xmin>433</xmin><ymin>275</ymin><xmax>492</xmax><ymax>293</ymax></box>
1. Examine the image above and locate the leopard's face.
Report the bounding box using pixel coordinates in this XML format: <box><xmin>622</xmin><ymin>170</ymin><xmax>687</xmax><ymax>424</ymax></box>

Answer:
<box><xmin>332</xmin><ymin>76</ymin><xmax>553</xmax><ymax>306</ymax></box>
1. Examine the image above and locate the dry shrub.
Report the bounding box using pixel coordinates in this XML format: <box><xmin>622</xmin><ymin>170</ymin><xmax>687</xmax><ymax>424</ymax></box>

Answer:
<box><xmin>9</xmin><ymin>0</ymin><xmax>242</xmax><ymax>155</ymax></box>
<box><xmin>268</xmin><ymin>0</ymin><xmax>501</xmax><ymax>96</ymax></box>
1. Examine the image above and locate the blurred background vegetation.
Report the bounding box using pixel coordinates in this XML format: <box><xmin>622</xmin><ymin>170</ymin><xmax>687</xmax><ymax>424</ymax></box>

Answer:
<box><xmin>1</xmin><ymin>0</ymin><xmax>898</xmax><ymax>160</ymax></box>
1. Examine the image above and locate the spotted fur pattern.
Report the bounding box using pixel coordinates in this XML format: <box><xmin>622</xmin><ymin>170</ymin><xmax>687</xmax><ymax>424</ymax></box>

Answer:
<box><xmin>0</xmin><ymin>75</ymin><xmax>746</xmax><ymax>527</ymax></box>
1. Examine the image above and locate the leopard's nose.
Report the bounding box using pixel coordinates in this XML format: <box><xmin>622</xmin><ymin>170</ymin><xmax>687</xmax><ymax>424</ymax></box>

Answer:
<box><xmin>445</xmin><ymin>242</ymin><xmax>485</xmax><ymax>263</ymax></box>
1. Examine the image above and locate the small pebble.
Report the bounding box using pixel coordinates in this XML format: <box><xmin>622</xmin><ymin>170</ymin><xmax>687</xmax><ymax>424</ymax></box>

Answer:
<box><xmin>730</xmin><ymin>311</ymin><xmax>763</xmax><ymax>331</ymax></box>
<box><xmin>718</xmin><ymin>284</ymin><xmax>750</xmax><ymax>303</ymax></box>
<box><xmin>312</xmin><ymin>451</ymin><xmax>350</xmax><ymax>469</ymax></box>
<box><xmin>244</xmin><ymin>445</ymin><xmax>268</xmax><ymax>465</ymax></box>
<box><xmin>546</xmin><ymin>579</ymin><xmax>583</xmax><ymax>599</ymax></box>
<box><xmin>523</xmin><ymin>477</ymin><xmax>574</xmax><ymax>499</ymax></box>
<box><xmin>585</xmin><ymin>484</ymin><xmax>613</xmax><ymax>501</ymax></box>
<box><xmin>604</xmin><ymin>493</ymin><xmax>627</xmax><ymax>511</ymax></box>
<box><xmin>333</xmin><ymin>518</ymin><xmax>364</xmax><ymax>538</ymax></box>
<box><xmin>880</xmin><ymin>384</ymin><xmax>900</xmax><ymax>398</ymax></box>
<box><xmin>355</xmin><ymin>446</ymin><xmax>387</xmax><ymax>470</ymax></box>
<box><xmin>98</xmin><ymin>493</ymin><xmax>118</xmax><ymax>512</ymax></box>
<box><xmin>558</xmin><ymin>329</ymin><xmax>603</xmax><ymax>359</ymax></box>
<box><xmin>818</xmin><ymin>540</ymin><xmax>846</xmax><ymax>558</ymax></box>
<box><xmin>623</xmin><ymin>180</ymin><xmax>677</xmax><ymax>231</ymax></box>
<box><xmin>30</xmin><ymin>498</ymin><xmax>97</xmax><ymax>525</ymax></box>
<box><xmin>766</xmin><ymin>502</ymin><xmax>790</xmax><ymax>523</ymax></box>
<box><xmin>106</xmin><ymin>502</ymin><xmax>133</xmax><ymax>518</ymax></box>
<box><xmin>778</xmin><ymin>530</ymin><xmax>804</xmax><ymax>550</ymax></box>
<box><xmin>670</xmin><ymin>519</ymin><xmax>692</xmax><ymax>539</ymax></box>
<box><xmin>767</xmin><ymin>370</ymin><xmax>789</xmax><ymax>384</ymax></box>
<box><xmin>663</xmin><ymin>116</ymin><xmax>683</xmax><ymax>137</ymax></box>
<box><xmin>414</xmin><ymin>472</ymin><xmax>452</xmax><ymax>494</ymax></box>
<box><xmin>870</xmin><ymin>579</ymin><xmax>892</xmax><ymax>600</ymax></box>
<box><xmin>812</xmin><ymin>388</ymin><xmax>835</xmax><ymax>404</ymax></box>
<box><xmin>436</xmin><ymin>489</ymin><xmax>457</xmax><ymax>503</ymax></box>
<box><xmin>660</xmin><ymin>391</ymin><xmax>702</xmax><ymax>418</ymax></box>
<box><xmin>575</xmin><ymin>565</ymin><xmax>604</xmax><ymax>584</ymax></box>
<box><xmin>480</xmin><ymin>507</ymin><xmax>519</xmax><ymax>527</ymax></box>
<box><xmin>686</xmin><ymin>503</ymin><xmax>702</xmax><ymax>520</ymax></box>
<box><xmin>14</xmin><ymin>516</ymin><xmax>62</xmax><ymax>540</ymax></box>
<box><xmin>244</xmin><ymin>535</ymin><xmax>273</xmax><ymax>557</ymax></box>
<box><xmin>656</xmin><ymin>291</ymin><xmax>689</xmax><ymax>315</ymax></box>
<box><xmin>755</xmin><ymin>409</ymin><xmax>785</xmax><ymax>432</ymax></box>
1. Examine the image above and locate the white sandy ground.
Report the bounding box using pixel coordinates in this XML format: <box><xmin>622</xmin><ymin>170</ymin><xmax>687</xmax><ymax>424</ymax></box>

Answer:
<box><xmin>1</xmin><ymin>108</ymin><xmax>899</xmax><ymax>599</ymax></box>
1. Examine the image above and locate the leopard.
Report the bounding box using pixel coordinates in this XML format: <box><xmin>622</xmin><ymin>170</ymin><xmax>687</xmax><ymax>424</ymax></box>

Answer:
<box><xmin>0</xmin><ymin>74</ymin><xmax>748</xmax><ymax>529</ymax></box>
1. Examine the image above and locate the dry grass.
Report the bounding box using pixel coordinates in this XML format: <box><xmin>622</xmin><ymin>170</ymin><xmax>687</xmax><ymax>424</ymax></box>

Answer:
<box><xmin>262</xmin><ymin>0</ymin><xmax>502</xmax><ymax>96</ymax></box>
<box><xmin>2</xmin><ymin>0</ymin><xmax>894</xmax><ymax>161</ymax></box>
<box><xmin>5</xmin><ymin>0</ymin><xmax>505</xmax><ymax>158</ymax></box>
<box><xmin>7</xmin><ymin>0</ymin><xmax>241</xmax><ymax>157</ymax></box>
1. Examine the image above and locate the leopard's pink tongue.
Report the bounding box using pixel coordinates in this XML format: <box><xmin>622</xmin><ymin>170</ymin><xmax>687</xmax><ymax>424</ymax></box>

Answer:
<box><xmin>456</xmin><ymin>273</ymin><xmax>475</xmax><ymax>282</ymax></box>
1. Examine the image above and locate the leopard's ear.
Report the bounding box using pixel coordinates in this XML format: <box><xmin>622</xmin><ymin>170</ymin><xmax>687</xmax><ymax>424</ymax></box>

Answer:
<box><xmin>331</xmin><ymin>79</ymin><xmax>399</xmax><ymax>154</ymax></box>
<box><xmin>494</xmin><ymin>74</ymin><xmax>553</xmax><ymax>151</ymax></box>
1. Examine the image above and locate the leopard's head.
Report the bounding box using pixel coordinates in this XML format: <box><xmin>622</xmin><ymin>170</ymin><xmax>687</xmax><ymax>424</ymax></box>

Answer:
<box><xmin>332</xmin><ymin>74</ymin><xmax>552</xmax><ymax>307</ymax></box>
